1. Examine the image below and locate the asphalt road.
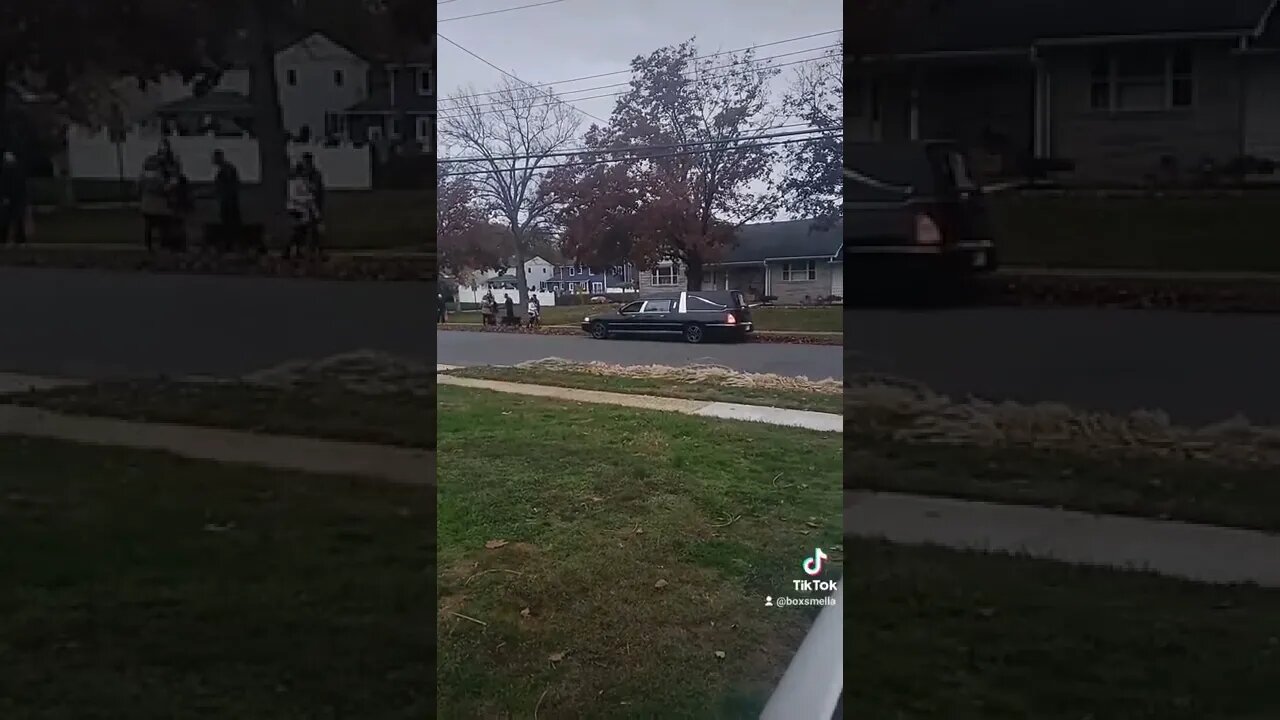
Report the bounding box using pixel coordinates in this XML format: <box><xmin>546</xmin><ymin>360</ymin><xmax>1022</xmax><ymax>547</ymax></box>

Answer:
<box><xmin>849</xmin><ymin>307</ymin><xmax>1280</xmax><ymax>425</ymax></box>
<box><xmin>437</xmin><ymin>330</ymin><xmax>845</xmax><ymax>380</ymax></box>
<box><xmin>0</xmin><ymin>267</ymin><xmax>430</xmax><ymax>379</ymax></box>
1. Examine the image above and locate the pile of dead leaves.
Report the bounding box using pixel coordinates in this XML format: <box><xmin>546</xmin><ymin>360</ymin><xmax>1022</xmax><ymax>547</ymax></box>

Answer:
<box><xmin>980</xmin><ymin>274</ymin><xmax>1280</xmax><ymax>313</ymax></box>
<box><xmin>513</xmin><ymin>358</ymin><xmax>841</xmax><ymax>392</ymax></box>
<box><xmin>846</xmin><ymin>372</ymin><xmax>1280</xmax><ymax>467</ymax></box>
<box><xmin>0</xmin><ymin>247</ymin><xmax>433</xmax><ymax>282</ymax></box>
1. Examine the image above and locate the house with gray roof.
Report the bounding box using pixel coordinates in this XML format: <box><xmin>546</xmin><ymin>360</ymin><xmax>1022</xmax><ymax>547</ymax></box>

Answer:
<box><xmin>852</xmin><ymin>0</ymin><xmax>1280</xmax><ymax>183</ymax></box>
<box><xmin>637</xmin><ymin>219</ymin><xmax>844</xmax><ymax>303</ymax></box>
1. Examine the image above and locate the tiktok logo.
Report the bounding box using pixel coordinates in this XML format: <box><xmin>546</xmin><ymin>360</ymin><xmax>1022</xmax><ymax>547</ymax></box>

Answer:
<box><xmin>802</xmin><ymin>547</ymin><xmax>828</xmax><ymax>576</ymax></box>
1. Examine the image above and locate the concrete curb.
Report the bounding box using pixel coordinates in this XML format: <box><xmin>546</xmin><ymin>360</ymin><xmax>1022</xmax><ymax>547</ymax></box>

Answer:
<box><xmin>846</xmin><ymin>491</ymin><xmax>1280</xmax><ymax>586</ymax></box>
<box><xmin>0</xmin><ymin>404</ymin><xmax>433</xmax><ymax>485</ymax></box>
<box><xmin>437</xmin><ymin>373</ymin><xmax>842</xmax><ymax>433</ymax></box>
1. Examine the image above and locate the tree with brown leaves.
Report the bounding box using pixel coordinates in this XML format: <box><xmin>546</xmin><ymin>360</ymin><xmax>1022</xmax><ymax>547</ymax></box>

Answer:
<box><xmin>437</xmin><ymin>173</ymin><xmax>506</xmax><ymax>282</ymax></box>
<box><xmin>439</xmin><ymin>77</ymin><xmax>581</xmax><ymax>310</ymax></box>
<box><xmin>541</xmin><ymin>40</ymin><xmax>781</xmax><ymax>291</ymax></box>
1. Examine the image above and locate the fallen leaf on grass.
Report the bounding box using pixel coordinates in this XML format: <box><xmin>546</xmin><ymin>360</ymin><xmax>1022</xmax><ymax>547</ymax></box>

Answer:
<box><xmin>484</xmin><ymin>539</ymin><xmax>509</xmax><ymax>549</ymax></box>
<box><xmin>654</xmin><ymin>579</ymin><xmax>669</xmax><ymax>589</ymax></box>
<box><xmin>714</xmin><ymin>651</ymin><xmax>726</xmax><ymax>660</ymax></box>
<box><xmin>520</xmin><ymin>607</ymin><xmax>531</xmax><ymax>618</ymax></box>
<box><xmin>548</xmin><ymin>651</ymin><xmax>566</xmax><ymax>663</ymax></box>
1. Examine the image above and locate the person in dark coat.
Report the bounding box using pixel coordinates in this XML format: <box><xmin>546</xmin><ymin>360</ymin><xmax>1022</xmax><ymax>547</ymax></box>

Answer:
<box><xmin>211</xmin><ymin>150</ymin><xmax>242</xmax><ymax>252</ymax></box>
<box><xmin>0</xmin><ymin>151</ymin><xmax>29</xmax><ymax>245</ymax></box>
<box><xmin>503</xmin><ymin>293</ymin><xmax>515</xmax><ymax>324</ymax></box>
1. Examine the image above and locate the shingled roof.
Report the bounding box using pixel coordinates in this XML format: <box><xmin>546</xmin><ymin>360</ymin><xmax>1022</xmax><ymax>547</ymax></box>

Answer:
<box><xmin>877</xmin><ymin>0</ymin><xmax>1276</xmax><ymax>55</ymax></box>
<box><xmin>712</xmin><ymin>219</ymin><xmax>843</xmax><ymax>265</ymax></box>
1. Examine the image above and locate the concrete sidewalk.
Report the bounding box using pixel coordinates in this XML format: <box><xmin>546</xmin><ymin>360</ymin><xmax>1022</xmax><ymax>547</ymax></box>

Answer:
<box><xmin>846</xmin><ymin>491</ymin><xmax>1280</xmax><ymax>587</ymax></box>
<box><xmin>0</xmin><ymin>403</ymin><xmax>433</xmax><ymax>485</ymax></box>
<box><xmin>437</xmin><ymin>372</ymin><xmax>842</xmax><ymax>433</ymax></box>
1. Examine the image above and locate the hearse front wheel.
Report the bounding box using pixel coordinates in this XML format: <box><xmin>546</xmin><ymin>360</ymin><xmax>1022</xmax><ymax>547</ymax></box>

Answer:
<box><xmin>590</xmin><ymin>321</ymin><xmax>609</xmax><ymax>339</ymax></box>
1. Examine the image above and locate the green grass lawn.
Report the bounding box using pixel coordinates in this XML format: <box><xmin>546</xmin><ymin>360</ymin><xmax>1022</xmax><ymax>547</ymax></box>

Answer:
<box><xmin>437</xmin><ymin>386</ymin><xmax>842</xmax><ymax>718</ymax></box>
<box><xmin>448</xmin><ymin>304</ymin><xmax>842</xmax><ymax>333</ymax></box>
<box><xmin>30</xmin><ymin>188</ymin><xmax>428</xmax><ymax>250</ymax></box>
<box><xmin>0</xmin><ymin>436</ymin><xmax>433</xmax><ymax>719</ymax></box>
<box><xmin>449</xmin><ymin>365</ymin><xmax>840</xmax><ymax>414</ymax></box>
<box><xmin>10</xmin><ymin>380</ymin><xmax>433</xmax><ymax>449</ymax></box>
<box><xmin>990</xmin><ymin>191</ymin><xmax>1280</xmax><ymax>272</ymax></box>
<box><xmin>850</xmin><ymin>538</ymin><xmax>1280</xmax><ymax>719</ymax></box>
<box><xmin>850</xmin><ymin>431</ymin><xmax>1280</xmax><ymax>533</ymax></box>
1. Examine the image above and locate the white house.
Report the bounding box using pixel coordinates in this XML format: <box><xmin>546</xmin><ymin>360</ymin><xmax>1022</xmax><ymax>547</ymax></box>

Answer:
<box><xmin>108</xmin><ymin>31</ymin><xmax>369</xmax><ymax>141</ymax></box>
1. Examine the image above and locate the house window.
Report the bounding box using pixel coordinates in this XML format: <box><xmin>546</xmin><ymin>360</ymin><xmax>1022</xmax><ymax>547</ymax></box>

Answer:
<box><xmin>781</xmin><ymin>260</ymin><xmax>817</xmax><ymax>282</ymax></box>
<box><xmin>286</xmin><ymin>69</ymin><xmax>298</xmax><ymax>86</ymax></box>
<box><xmin>650</xmin><ymin>264</ymin><xmax>678</xmax><ymax>286</ymax></box>
<box><xmin>417</xmin><ymin>68</ymin><xmax>433</xmax><ymax>96</ymax></box>
<box><xmin>390</xmin><ymin>116</ymin><xmax>401</xmax><ymax>138</ymax></box>
<box><xmin>1090</xmin><ymin>46</ymin><xmax>1194</xmax><ymax>112</ymax></box>
<box><xmin>334</xmin><ymin>69</ymin><xmax>344</xmax><ymax>87</ymax></box>
<box><xmin>416</xmin><ymin>115</ymin><xmax>432</xmax><ymax>141</ymax></box>
<box><xmin>591</xmin><ymin>281</ymin><xmax>604</xmax><ymax>293</ymax></box>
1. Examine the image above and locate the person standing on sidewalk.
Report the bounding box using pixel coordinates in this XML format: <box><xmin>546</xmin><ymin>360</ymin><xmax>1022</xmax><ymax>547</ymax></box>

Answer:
<box><xmin>503</xmin><ymin>293</ymin><xmax>515</xmax><ymax>325</ymax></box>
<box><xmin>437</xmin><ymin>292</ymin><xmax>448</xmax><ymax>323</ymax></box>
<box><xmin>0</xmin><ymin>151</ymin><xmax>29</xmax><ymax>246</ymax></box>
<box><xmin>138</xmin><ymin>156</ymin><xmax>172</xmax><ymax>253</ymax></box>
<box><xmin>211</xmin><ymin>150</ymin><xmax>242</xmax><ymax>250</ymax></box>
<box><xmin>526</xmin><ymin>294</ymin><xmax>540</xmax><ymax>328</ymax></box>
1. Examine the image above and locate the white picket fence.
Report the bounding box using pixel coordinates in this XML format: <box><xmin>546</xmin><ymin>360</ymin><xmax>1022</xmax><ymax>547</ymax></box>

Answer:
<box><xmin>456</xmin><ymin>287</ymin><xmax>557</xmax><ymax>307</ymax></box>
<box><xmin>67</xmin><ymin>127</ymin><xmax>373</xmax><ymax>189</ymax></box>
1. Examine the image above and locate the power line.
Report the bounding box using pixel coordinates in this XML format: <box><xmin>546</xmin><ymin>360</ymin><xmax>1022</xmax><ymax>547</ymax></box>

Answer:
<box><xmin>438</xmin><ymin>134</ymin><xmax>842</xmax><ymax>177</ymax></box>
<box><xmin>439</xmin><ymin>43</ymin><xmax>840</xmax><ymax>113</ymax></box>
<box><xmin>439</xmin><ymin>29</ymin><xmax>842</xmax><ymax>103</ymax></box>
<box><xmin>437</xmin><ymin>33</ymin><xmax>609</xmax><ymax>123</ymax></box>
<box><xmin>438</xmin><ymin>53</ymin><xmax>839</xmax><ymax>119</ymax></box>
<box><xmin>438</xmin><ymin>125</ymin><xmax>841</xmax><ymax>164</ymax></box>
<box><xmin>439</xmin><ymin>122</ymin><xmax>823</xmax><ymax>161</ymax></box>
<box><xmin>439</xmin><ymin>0</ymin><xmax>567</xmax><ymax>23</ymax></box>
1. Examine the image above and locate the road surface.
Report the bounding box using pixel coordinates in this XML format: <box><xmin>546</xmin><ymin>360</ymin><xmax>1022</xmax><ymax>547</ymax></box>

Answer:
<box><xmin>437</xmin><ymin>330</ymin><xmax>844</xmax><ymax>380</ymax></box>
<box><xmin>4</xmin><ymin>268</ymin><xmax>1278</xmax><ymax>424</ymax></box>
<box><xmin>849</xmin><ymin>307</ymin><xmax>1280</xmax><ymax>425</ymax></box>
<box><xmin>0</xmin><ymin>267</ymin><xmax>430</xmax><ymax>379</ymax></box>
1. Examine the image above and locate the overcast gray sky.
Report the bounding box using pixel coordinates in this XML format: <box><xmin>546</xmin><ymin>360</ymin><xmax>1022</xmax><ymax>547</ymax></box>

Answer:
<box><xmin>437</xmin><ymin>0</ymin><xmax>842</xmax><ymax>146</ymax></box>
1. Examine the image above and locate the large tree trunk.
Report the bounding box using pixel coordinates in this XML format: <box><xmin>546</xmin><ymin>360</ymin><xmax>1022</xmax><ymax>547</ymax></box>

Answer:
<box><xmin>684</xmin><ymin>255</ymin><xmax>705</xmax><ymax>291</ymax></box>
<box><xmin>511</xmin><ymin>229</ymin><xmax>531</xmax><ymax>313</ymax></box>
<box><xmin>245</xmin><ymin>2</ymin><xmax>290</xmax><ymax>247</ymax></box>
<box><xmin>0</xmin><ymin>56</ymin><xmax>10</xmax><ymax>158</ymax></box>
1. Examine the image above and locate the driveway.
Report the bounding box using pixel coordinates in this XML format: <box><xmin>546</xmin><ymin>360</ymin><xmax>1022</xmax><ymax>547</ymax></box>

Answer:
<box><xmin>438</xmin><ymin>330</ymin><xmax>844</xmax><ymax>380</ymax></box>
<box><xmin>0</xmin><ymin>267</ymin><xmax>430</xmax><ymax>379</ymax></box>
<box><xmin>849</xmin><ymin>306</ymin><xmax>1280</xmax><ymax>425</ymax></box>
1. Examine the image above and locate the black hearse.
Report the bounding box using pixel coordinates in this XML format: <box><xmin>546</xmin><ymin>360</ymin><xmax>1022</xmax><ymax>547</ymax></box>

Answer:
<box><xmin>580</xmin><ymin>290</ymin><xmax>753</xmax><ymax>343</ymax></box>
<box><xmin>845</xmin><ymin>140</ymin><xmax>998</xmax><ymax>281</ymax></box>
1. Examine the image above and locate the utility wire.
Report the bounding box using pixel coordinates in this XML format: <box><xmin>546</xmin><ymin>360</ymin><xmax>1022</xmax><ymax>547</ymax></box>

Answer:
<box><xmin>438</xmin><ymin>122</ymin><xmax>824</xmax><ymax>161</ymax></box>
<box><xmin>438</xmin><ymin>54</ymin><xmax>839</xmax><ymax>119</ymax></box>
<box><xmin>437</xmin><ymin>33</ymin><xmax>609</xmax><ymax>123</ymax></box>
<box><xmin>438</xmin><ymin>134</ymin><xmax>842</xmax><ymax>177</ymax></box>
<box><xmin>438</xmin><ymin>125</ymin><xmax>841</xmax><ymax>164</ymax></box>
<box><xmin>439</xmin><ymin>0</ymin><xmax>567</xmax><ymax>23</ymax></box>
<box><xmin>439</xmin><ymin>44</ymin><xmax>840</xmax><ymax>115</ymax></box>
<box><xmin>440</xmin><ymin>29</ymin><xmax>842</xmax><ymax>102</ymax></box>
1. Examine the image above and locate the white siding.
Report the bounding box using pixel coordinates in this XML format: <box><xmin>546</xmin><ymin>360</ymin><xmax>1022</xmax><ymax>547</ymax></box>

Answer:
<box><xmin>275</xmin><ymin>33</ymin><xmax>369</xmax><ymax>137</ymax></box>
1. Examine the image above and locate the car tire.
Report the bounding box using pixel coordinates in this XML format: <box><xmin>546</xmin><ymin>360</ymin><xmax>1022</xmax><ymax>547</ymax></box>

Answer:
<box><xmin>682</xmin><ymin>323</ymin><xmax>705</xmax><ymax>344</ymax></box>
<box><xmin>590</xmin><ymin>321</ymin><xmax>609</xmax><ymax>340</ymax></box>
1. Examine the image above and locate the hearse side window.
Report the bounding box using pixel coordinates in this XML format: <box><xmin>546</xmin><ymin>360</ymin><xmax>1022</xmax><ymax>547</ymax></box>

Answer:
<box><xmin>641</xmin><ymin>299</ymin><xmax>674</xmax><ymax>313</ymax></box>
<box><xmin>730</xmin><ymin>291</ymin><xmax>745</xmax><ymax>308</ymax></box>
<box><xmin>619</xmin><ymin>301</ymin><xmax>644</xmax><ymax>314</ymax></box>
